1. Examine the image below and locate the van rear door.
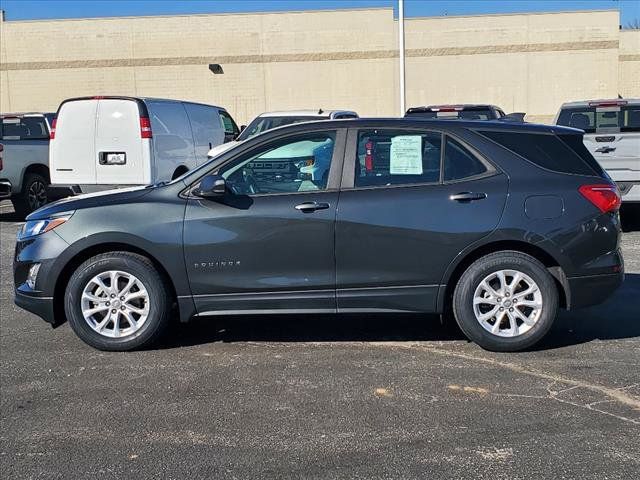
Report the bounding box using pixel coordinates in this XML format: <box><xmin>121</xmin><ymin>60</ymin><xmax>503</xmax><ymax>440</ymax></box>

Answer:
<box><xmin>95</xmin><ymin>99</ymin><xmax>145</xmax><ymax>185</ymax></box>
<box><xmin>51</xmin><ymin>100</ymin><xmax>98</xmax><ymax>185</ymax></box>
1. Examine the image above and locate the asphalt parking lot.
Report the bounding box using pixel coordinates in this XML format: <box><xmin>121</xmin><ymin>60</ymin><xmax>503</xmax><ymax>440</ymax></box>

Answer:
<box><xmin>1</xmin><ymin>200</ymin><xmax>639</xmax><ymax>479</ymax></box>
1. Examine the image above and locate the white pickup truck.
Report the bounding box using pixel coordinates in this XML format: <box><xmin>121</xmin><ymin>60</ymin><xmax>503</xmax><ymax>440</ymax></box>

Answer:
<box><xmin>555</xmin><ymin>99</ymin><xmax>640</xmax><ymax>203</ymax></box>
<box><xmin>0</xmin><ymin>113</ymin><xmax>53</xmax><ymax>216</ymax></box>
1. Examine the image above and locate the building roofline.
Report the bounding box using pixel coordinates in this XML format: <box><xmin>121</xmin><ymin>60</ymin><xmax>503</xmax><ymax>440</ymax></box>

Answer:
<box><xmin>400</xmin><ymin>8</ymin><xmax>619</xmax><ymax>22</ymax></box>
<box><xmin>0</xmin><ymin>6</ymin><xmax>392</xmax><ymax>24</ymax></box>
<box><xmin>1</xmin><ymin>7</ymin><xmax>621</xmax><ymax>24</ymax></box>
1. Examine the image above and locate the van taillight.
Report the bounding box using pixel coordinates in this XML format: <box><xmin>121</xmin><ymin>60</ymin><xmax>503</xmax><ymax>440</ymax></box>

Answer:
<box><xmin>140</xmin><ymin>117</ymin><xmax>152</xmax><ymax>138</ymax></box>
<box><xmin>578</xmin><ymin>184</ymin><xmax>621</xmax><ymax>213</ymax></box>
<box><xmin>49</xmin><ymin>118</ymin><xmax>57</xmax><ymax>140</ymax></box>
<box><xmin>365</xmin><ymin>141</ymin><xmax>374</xmax><ymax>171</ymax></box>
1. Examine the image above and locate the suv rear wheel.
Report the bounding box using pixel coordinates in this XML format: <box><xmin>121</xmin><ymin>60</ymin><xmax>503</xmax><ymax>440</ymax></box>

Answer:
<box><xmin>452</xmin><ymin>251</ymin><xmax>558</xmax><ymax>352</ymax></box>
<box><xmin>64</xmin><ymin>252</ymin><xmax>171</xmax><ymax>351</ymax></box>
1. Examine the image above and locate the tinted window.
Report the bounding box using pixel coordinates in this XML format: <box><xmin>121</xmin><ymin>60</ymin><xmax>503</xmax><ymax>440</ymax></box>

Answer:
<box><xmin>405</xmin><ymin>108</ymin><xmax>495</xmax><ymax>120</ymax></box>
<box><xmin>557</xmin><ymin>105</ymin><xmax>640</xmax><ymax>133</ymax></box>
<box><xmin>480</xmin><ymin>130</ymin><xmax>596</xmax><ymax>176</ymax></box>
<box><xmin>219</xmin><ymin>132</ymin><xmax>335</xmax><ymax>194</ymax></box>
<box><xmin>557</xmin><ymin>134</ymin><xmax>605</xmax><ymax>177</ymax></box>
<box><xmin>219</xmin><ymin>110</ymin><xmax>239</xmax><ymax>136</ymax></box>
<box><xmin>237</xmin><ymin>116</ymin><xmax>321</xmax><ymax>141</ymax></box>
<box><xmin>443</xmin><ymin>137</ymin><xmax>487</xmax><ymax>181</ymax></box>
<box><xmin>354</xmin><ymin>130</ymin><xmax>441</xmax><ymax>187</ymax></box>
<box><xmin>1</xmin><ymin>116</ymin><xmax>49</xmax><ymax>140</ymax></box>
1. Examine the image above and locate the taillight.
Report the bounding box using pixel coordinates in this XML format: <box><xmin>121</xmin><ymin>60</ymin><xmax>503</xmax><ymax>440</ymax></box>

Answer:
<box><xmin>578</xmin><ymin>184</ymin><xmax>621</xmax><ymax>213</ymax></box>
<box><xmin>140</xmin><ymin>117</ymin><xmax>152</xmax><ymax>138</ymax></box>
<box><xmin>365</xmin><ymin>141</ymin><xmax>374</xmax><ymax>171</ymax></box>
<box><xmin>49</xmin><ymin>118</ymin><xmax>57</xmax><ymax>140</ymax></box>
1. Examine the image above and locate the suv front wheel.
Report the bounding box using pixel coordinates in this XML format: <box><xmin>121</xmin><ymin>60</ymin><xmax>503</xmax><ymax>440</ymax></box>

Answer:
<box><xmin>452</xmin><ymin>251</ymin><xmax>559</xmax><ymax>352</ymax></box>
<box><xmin>64</xmin><ymin>252</ymin><xmax>171</xmax><ymax>351</ymax></box>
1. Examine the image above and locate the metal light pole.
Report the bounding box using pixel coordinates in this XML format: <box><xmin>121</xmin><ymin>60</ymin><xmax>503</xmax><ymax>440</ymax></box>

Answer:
<box><xmin>398</xmin><ymin>0</ymin><xmax>406</xmax><ymax>116</ymax></box>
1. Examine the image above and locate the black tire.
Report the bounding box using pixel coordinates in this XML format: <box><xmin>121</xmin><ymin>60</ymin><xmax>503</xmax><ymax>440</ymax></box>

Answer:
<box><xmin>452</xmin><ymin>251</ymin><xmax>558</xmax><ymax>352</ymax></box>
<box><xmin>12</xmin><ymin>173</ymin><xmax>48</xmax><ymax>217</ymax></box>
<box><xmin>64</xmin><ymin>252</ymin><xmax>171</xmax><ymax>351</ymax></box>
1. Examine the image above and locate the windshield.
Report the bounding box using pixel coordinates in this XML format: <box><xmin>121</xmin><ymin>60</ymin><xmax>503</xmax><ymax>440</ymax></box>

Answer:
<box><xmin>557</xmin><ymin>105</ymin><xmax>640</xmax><ymax>133</ymax></box>
<box><xmin>405</xmin><ymin>108</ymin><xmax>496</xmax><ymax>120</ymax></box>
<box><xmin>237</xmin><ymin>116</ymin><xmax>324</xmax><ymax>141</ymax></box>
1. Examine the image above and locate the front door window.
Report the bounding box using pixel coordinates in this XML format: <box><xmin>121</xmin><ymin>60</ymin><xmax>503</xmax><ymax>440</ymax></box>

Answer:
<box><xmin>218</xmin><ymin>132</ymin><xmax>336</xmax><ymax>195</ymax></box>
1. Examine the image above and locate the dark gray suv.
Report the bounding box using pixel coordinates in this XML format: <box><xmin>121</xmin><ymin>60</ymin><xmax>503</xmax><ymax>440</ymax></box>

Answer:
<box><xmin>14</xmin><ymin>118</ymin><xmax>623</xmax><ymax>352</ymax></box>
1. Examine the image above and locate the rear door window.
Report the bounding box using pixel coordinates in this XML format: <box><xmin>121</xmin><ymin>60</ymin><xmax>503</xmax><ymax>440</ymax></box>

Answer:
<box><xmin>480</xmin><ymin>130</ymin><xmax>597</xmax><ymax>176</ymax></box>
<box><xmin>557</xmin><ymin>105</ymin><xmax>640</xmax><ymax>133</ymax></box>
<box><xmin>354</xmin><ymin>130</ymin><xmax>442</xmax><ymax>187</ymax></box>
<box><xmin>1</xmin><ymin>116</ymin><xmax>49</xmax><ymax>140</ymax></box>
<box><xmin>443</xmin><ymin>137</ymin><xmax>487</xmax><ymax>181</ymax></box>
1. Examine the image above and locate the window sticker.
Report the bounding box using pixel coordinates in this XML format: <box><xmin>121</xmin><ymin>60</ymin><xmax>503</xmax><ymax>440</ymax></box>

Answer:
<box><xmin>390</xmin><ymin>135</ymin><xmax>423</xmax><ymax>175</ymax></box>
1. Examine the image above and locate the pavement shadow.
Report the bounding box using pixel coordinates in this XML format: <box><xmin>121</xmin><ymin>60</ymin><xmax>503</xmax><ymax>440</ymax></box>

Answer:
<box><xmin>160</xmin><ymin>274</ymin><xmax>640</xmax><ymax>350</ymax></box>
<box><xmin>533</xmin><ymin>272</ymin><xmax>640</xmax><ymax>350</ymax></box>
<box><xmin>159</xmin><ymin>312</ymin><xmax>466</xmax><ymax>349</ymax></box>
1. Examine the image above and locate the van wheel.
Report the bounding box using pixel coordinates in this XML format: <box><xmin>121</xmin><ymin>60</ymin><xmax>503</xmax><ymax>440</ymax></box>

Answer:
<box><xmin>64</xmin><ymin>252</ymin><xmax>171</xmax><ymax>351</ymax></box>
<box><xmin>452</xmin><ymin>251</ymin><xmax>558</xmax><ymax>352</ymax></box>
<box><xmin>13</xmin><ymin>173</ymin><xmax>48</xmax><ymax>217</ymax></box>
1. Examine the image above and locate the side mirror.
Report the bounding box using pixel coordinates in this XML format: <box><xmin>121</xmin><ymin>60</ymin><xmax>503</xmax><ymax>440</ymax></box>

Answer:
<box><xmin>194</xmin><ymin>174</ymin><xmax>226</xmax><ymax>197</ymax></box>
<box><xmin>240</xmin><ymin>125</ymin><xmax>246</xmax><ymax>132</ymax></box>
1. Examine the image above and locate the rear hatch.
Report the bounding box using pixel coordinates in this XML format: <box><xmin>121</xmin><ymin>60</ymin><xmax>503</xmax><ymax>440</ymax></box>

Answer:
<box><xmin>556</xmin><ymin>101</ymin><xmax>640</xmax><ymax>185</ymax></box>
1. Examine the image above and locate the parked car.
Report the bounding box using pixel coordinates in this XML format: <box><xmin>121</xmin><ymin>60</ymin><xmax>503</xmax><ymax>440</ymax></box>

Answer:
<box><xmin>405</xmin><ymin>104</ymin><xmax>508</xmax><ymax>120</ymax></box>
<box><xmin>0</xmin><ymin>113</ymin><xmax>54</xmax><ymax>216</ymax></box>
<box><xmin>554</xmin><ymin>99</ymin><xmax>640</xmax><ymax>203</ymax></box>
<box><xmin>48</xmin><ymin>96</ymin><xmax>239</xmax><ymax>198</ymax></box>
<box><xmin>206</xmin><ymin>109</ymin><xmax>358</xmax><ymax>159</ymax></box>
<box><xmin>15</xmin><ymin>118</ymin><xmax>622</xmax><ymax>352</ymax></box>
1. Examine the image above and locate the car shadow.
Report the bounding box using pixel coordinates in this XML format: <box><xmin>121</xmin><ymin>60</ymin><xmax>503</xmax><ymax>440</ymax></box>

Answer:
<box><xmin>160</xmin><ymin>312</ymin><xmax>466</xmax><ymax>349</ymax></box>
<box><xmin>158</xmin><ymin>274</ymin><xmax>640</xmax><ymax>351</ymax></box>
<box><xmin>532</xmin><ymin>272</ymin><xmax>640</xmax><ymax>350</ymax></box>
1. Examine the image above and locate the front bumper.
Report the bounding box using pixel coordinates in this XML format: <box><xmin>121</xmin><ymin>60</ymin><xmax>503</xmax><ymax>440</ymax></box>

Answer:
<box><xmin>567</xmin><ymin>271</ymin><xmax>624</xmax><ymax>310</ymax></box>
<box><xmin>0</xmin><ymin>179</ymin><xmax>12</xmax><ymax>198</ymax></box>
<box><xmin>14</xmin><ymin>291</ymin><xmax>57</xmax><ymax>326</ymax></box>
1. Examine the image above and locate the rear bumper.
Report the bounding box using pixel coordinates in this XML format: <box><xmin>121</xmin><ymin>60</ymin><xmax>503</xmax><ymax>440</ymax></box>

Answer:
<box><xmin>567</xmin><ymin>271</ymin><xmax>624</xmax><ymax>310</ymax></box>
<box><xmin>0</xmin><ymin>179</ymin><xmax>12</xmax><ymax>198</ymax></box>
<box><xmin>616</xmin><ymin>182</ymin><xmax>640</xmax><ymax>203</ymax></box>
<box><xmin>14</xmin><ymin>291</ymin><xmax>57</xmax><ymax>326</ymax></box>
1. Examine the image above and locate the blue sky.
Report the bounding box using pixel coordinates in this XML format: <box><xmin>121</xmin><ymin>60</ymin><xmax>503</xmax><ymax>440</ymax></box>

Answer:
<box><xmin>2</xmin><ymin>0</ymin><xmax>639</xmax><ymax>25</ymax></box>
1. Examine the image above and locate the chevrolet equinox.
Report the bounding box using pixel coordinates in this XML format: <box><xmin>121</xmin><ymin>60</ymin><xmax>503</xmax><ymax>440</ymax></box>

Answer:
<box><xmin>14</xmin><ymin>118</ymin><xmax>624</xmax><ymax>352</ymax></box>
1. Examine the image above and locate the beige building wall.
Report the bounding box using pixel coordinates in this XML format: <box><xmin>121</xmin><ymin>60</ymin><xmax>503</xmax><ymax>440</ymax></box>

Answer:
<box><xmin>1</xmin><ymin>8</ymin><xmax>638</xmax><ymax>125</ymax></box>
<box><xmin>619</xmin><ymin>30</ymin><xmax>640</xmax><ymax>98</ymax></box>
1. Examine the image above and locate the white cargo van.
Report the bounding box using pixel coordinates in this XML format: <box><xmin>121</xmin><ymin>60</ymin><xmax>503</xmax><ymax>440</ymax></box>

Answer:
<box><xmin>49</xmin><ymin>96</ymin><xmax>239</xmax><ymax>197</ymax></box>
<box><xmin>555</xmin><ymin>99</ymin><xmax>640</xmax><ymax>203</ymax></box>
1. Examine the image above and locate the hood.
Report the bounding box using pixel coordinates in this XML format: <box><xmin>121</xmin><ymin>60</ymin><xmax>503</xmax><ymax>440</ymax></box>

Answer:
<box><xmin>207</xmin><ymin>141</ymin><xmax>238</xmax><ymax>158</ymax></box>
<box><xmin>27</xmin><ymin>185</ymin><xmax>153</xmax><ymax>220</ymax></box>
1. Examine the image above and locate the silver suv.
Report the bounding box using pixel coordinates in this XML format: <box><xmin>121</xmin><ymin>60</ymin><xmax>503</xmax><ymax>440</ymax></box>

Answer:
<box><xmin>555</xmin><ymin>99</ymin><xmax>640</xmax><ymax>203</ymax></box>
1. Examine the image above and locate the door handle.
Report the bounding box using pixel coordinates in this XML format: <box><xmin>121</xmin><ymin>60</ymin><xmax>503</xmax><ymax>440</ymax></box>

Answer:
<box><xmin>295</xmin><ymin>201</ymin><xmax>330</xmax><ymax>213</ymax></box>
<box><xmin>450</xmin><ymin>192</ymin><xmax>487</xmax><ymax>202</ymax></box>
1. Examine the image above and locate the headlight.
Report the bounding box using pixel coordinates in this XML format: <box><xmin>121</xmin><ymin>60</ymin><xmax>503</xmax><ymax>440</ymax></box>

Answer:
<box><xmin>19</xmin><ymin>213</ymin><xmax>73</xmax><ymax>239</ymax></box>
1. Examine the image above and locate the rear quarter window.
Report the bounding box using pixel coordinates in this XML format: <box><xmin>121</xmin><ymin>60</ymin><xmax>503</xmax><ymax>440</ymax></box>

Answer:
<box><xmin>479</xmin><ymin>130</ymin><xmax>597</xmax><ymax>176</ymax></box>
<box><xmin>1</xmin><ymin>117</ymin><xmax>49</xmax><ymax>140</ymax></box>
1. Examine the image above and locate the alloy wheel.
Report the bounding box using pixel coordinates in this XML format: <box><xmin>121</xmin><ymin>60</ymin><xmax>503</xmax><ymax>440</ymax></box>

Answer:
<box><xmin>81</xmin><ymin>270</ymin><xmax>150</xmax><ymax>338</ymax></box>
<box><xmin>472</xmin><ymin>269</ymin><xmax>543</xmax><ymax>337</ymax></box>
